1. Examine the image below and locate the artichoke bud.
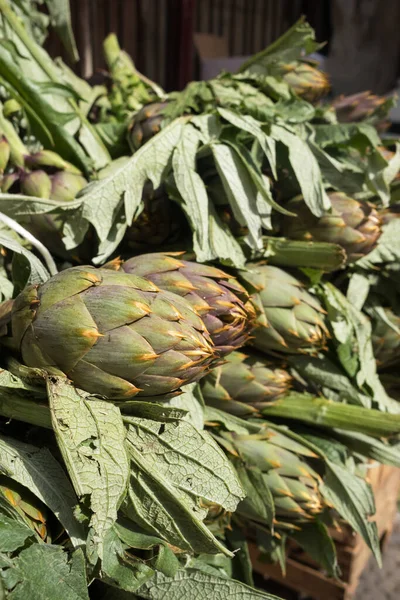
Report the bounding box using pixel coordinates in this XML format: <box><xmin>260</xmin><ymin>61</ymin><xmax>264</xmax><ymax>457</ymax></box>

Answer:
<box><xmin>0</xmin><ymin>136</ymin><xmax>10</xmax><ymax>173</ymax></box>
<box><xmin>281</xmin><ymin>61</ymin><xmax>330</xmax><ymax>103</ymax></box>
<box><xmin>3</xmin><ymin>98</ymin><xmax>22</xmax><ymax>118</ymax></box>
<box><xmin>1</xmin><ymin>172</ymin><xmax>20</xmax><ymax>193</ymax></box>
<box><xmin>20</xmin><ymin>170</ymin><xmax>52</xmax><ymax>198</ymax></box>
<box><xmin>127</xmin><ymin>101</ymin><xmax>169</xmax><ymax>151</ymax></box>
<box><xmin>25</xmin><ymin>150</ymin><xmax>82</xmax><ymax>174</ymax></box>
<box><xmin>50</xmin><ymin>171</ymin><xmax>88</xmax><ymax>202</ymax></box>
<box><xmin>281</xmin><ymin>192</ymin><xmax>382</xmax><ymax>263</ymax></box>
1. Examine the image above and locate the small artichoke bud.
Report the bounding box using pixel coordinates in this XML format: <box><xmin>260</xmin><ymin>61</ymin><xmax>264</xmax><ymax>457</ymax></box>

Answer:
<box><xmin>25</xmin><ymin>150</ymin><xmax>81</xmax><ymax>174</ymax></box>
<box><xmin>3</xmin><ymin>99</ymin><xmax>22</xmax><ymax>118</ymax></box>
<box><xmin>1</xmin><ymin>172</ymin><xmax>19</xmax><ymax>193</ymax></box>
<box><xmin>0</xmin><ymin>136</ymin><xmax>10</xmax><ymax>173</ymax></box>
<box><xmin>20</xmin><ymin>170</ymin><xmax>52</xmax><ymax>198</ymax></box>
<box><xmin>50</xmin><ymin>171</ymin><xmax>88</xmax><ymax>202</ymax></box>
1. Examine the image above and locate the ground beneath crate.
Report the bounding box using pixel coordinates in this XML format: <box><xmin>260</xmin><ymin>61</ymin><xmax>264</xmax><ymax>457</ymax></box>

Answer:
<box><xmin>353</xmin><ymin>515</ymin><xmax>400</xmax><ymax>600</ymax></box>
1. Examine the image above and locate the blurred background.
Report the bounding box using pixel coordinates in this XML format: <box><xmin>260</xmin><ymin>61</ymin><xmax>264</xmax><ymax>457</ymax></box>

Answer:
<box><xmin>46</xmin><ymin>0</ymin><xmax>400</xmax><ymax>107</ymax></box>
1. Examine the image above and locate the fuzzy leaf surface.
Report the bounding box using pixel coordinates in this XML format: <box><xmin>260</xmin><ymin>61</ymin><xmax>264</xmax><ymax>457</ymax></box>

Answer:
<box><xmin>47</xmin><ymin>378</ymin><xmax>129</xmax><ymax>561</ymax></box>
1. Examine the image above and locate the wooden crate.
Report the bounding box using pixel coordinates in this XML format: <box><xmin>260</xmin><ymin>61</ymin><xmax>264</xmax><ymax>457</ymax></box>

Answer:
<box><xmin>249</xmin><ymin>463</ymin><xmax>400</xmax><ymax>600</ymax></box>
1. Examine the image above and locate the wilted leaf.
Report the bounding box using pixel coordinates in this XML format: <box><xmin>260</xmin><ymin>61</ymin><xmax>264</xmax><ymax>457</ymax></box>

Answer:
<box><xmin>47</xmin><ymin>378</ymin><xmax>129</xmax><ymax>562</ymax></box>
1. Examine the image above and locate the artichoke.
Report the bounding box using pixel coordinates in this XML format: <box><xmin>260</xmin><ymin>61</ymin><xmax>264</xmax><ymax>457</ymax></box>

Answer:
<box><xmin>127</xmin><ymin>101</ymin><xmax>169</xmax><ymax>151</ymax></box>
<box><xmin>217</xmin><ymin>428</ymin><xmax>325</xmax><ymax>525</ymax></box>
<box><xmin>280</xmin><ymin>61</ymin><xmax>330</xmax><ymax>103</ymax></box>
<box><xmin>49</xmin><ymin>171</ymin><xmax>88</xmax><ymax>202</ymax></box>
<box><xmin>11</xmin><ymin>266</ymin><xmax>218</xmax><ymax>400</ymax></box>
<box><xmin>240</xmin><ymin>265</ymin><xmax>328</xmax><ymax>354</ymax></box>
<box><xmin>125</xmin><ymin>184</ymin><xmax>185</xmax><ymax>250</ymax></box>
<box><xmin>201</xmin><ymin>350</ymin><xmax>292</xmax><ymax>418</ymax></box>
<box><xmin>121</xmin><ymin>252</ymin><xmax>256</xmax><ymax>356</ymax></box>
<box><xmin>369</xmin><ymin>306</ymin><xmax>400</xmax><ymax>369</ymax></box>
<box><xmin>20</xmin><ymin>170</ymin><xmax>52</xmax><ymax>198</ymax></box>
<box><xmin>332</xmin><ymin>91</ymin><xmax>391</xmax><ymax>131</ymax></box>
<box><xmin>281</xmin><ymin>192</ymin><xmax>381</xmax><ymax>263</ymax></box>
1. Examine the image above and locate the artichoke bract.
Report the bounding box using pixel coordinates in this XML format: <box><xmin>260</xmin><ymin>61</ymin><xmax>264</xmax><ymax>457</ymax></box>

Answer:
<box><xmin>241</xmin><ymin>265</ymin><xmax>328</xmax><ymax>354</ymax></box>
<box><xmin>201</xmin><ymin>351</ymin><xmax>292</xmax><ymax>418</ymax></box>
<box><xmin>127</xmin><ymin>101</ymin><xmax>169</xmax><ymax>151</ymax></box>
<box><xmin>121</xmin><ymin>252</ymin><xmax>256</xmax><ymax>356</ymax></box>
<box><xmin>0</xmin><ymin>477</ymin><xmax>50</xmax><ymax>542</ymax></box>
<box><xmin>11</xmin><ymin>266</ymin><xmax>217</xmax><ymax>400</ymax></box>
<box><xmin>281</xmin><ymin>192</ymin><xmax>381</xmax><ymax>264</ymax></box>
<box><xmin>281</xmin><ymin>61</ymin><xmax>330</xmax><ymax>103</ymax></box>
<box><xmin>219</xmin><ymin>429</ymin><xmax>325</xmax><ymax>525</ymax></box>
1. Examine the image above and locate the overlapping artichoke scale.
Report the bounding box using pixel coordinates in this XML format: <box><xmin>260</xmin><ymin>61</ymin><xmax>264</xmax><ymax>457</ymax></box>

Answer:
<box><xmin>222</xmin><ymin>431</ymin><xmax>325</xmax><ymax>522</ymax></box>
<box><xmin>122</xmin><ymin>252</ymin><xmax>256</xmax><ymax>355</ymax></box>
<box><xmin>282</xmin><ymin>193</ymin><xmax>381</xmax><ymax>264</ymax></box>
<box><xmin>241</xmin><ymin>265</ymin><xmax>328</xmax><ymax>354</ymax></box>
<box><xmin>201</xmin><ymin>350</ymin><xmax>291</xmax><ymax>418</ymax></box>
<box><xmin>12</xmin><ymin>266</ymin><xmax>217</xmax><ymax>400</ymax></box>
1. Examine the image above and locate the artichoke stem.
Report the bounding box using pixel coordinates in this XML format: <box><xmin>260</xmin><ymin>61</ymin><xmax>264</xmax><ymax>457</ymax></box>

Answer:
<box><xmin>0</xmin><ymin>394</ymin><xmax>52</xmax><ymax>429</ymax></box>
<box><xmin>258</xmin><ymin>237</ymin><xmax>346</xmax><ymax>272</ymax></box>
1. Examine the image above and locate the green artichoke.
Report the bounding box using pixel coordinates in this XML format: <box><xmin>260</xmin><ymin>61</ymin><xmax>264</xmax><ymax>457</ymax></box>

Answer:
<box><xmin>369</xmin><ymin>306</ymin><xmax>400</xmax><ymax>369</ymax></box>
<box><xmin>127</xmin><ymin>101</ymin><xmax>169</xmax><ymax>151</ymax></box>
<box><xmin>11</xmin><ymin>266</ymin><xmax>217</xmax><ymax>400</ymax></box>
<box><xmin>201</xmin><ymin>350</ymin><xmax>292</xmax><ymax>418</ymax></box>
<box><xmin>240</xmin><ymin>265</ymin><xmax>328</xmax><ymax>354</ymax></box>
<box><xmin>124</xmin><ymin>184</ymin><xmax>184</xmax><ymax>250</ymax></box>
<box><xmin>121</xmin><ymin>252</ymin><xmax>256</xmax><ymax>356</ymax></box>
<box><xmin>217</xmin><ymin>428</ymin><xmax>325</xmax><ymax>526</ymax></box>
<box><xmin>20</xmin><ymin>170</ymin><xmax>52</xmax><ymax>198</ymax></box>
<box><xmin>49</xmin><ymin>171</ymin><xmax>87</xmax><ymax>202</ymax></box>
<box><xmin>24</xmin><ymin>149</ymin><xmax>82</xmax><ymax>174</ymax></box>
<box><xmin>280</xmin><ymin>61</ymin><xmax>330</xmax><ymax>103</ymax></box>
<box><xmin>281</xmin><ymin>192</ymin><xmax>381</xmax><ymax>263</ymax></box>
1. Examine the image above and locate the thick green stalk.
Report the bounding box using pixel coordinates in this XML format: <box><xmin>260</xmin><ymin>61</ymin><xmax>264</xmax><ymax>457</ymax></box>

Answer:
<box><xmin>257</xmin><ymin>237</ymin><xmax>346</xmax><ymax>271</ymax></box>
<box><xmin>261</xmin><ymin>393</ymin><xmax>400</xmax><ymax>437</ymax></box>
<box><xmin>0</xmin><ymin>393</ymin><xmax>52</xmax><ymax>429</ymax></box>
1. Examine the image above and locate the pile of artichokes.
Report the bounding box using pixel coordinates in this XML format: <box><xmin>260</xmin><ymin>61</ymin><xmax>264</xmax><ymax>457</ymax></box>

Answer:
<box><xmin>1</xmin><ymin>5</ymin><xmax>400</xmax><ymax>600</ymax></box>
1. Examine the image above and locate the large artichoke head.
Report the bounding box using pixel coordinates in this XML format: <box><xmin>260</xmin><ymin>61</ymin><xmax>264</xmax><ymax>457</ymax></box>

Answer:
<box><xmin>201</xmin><ymin>350</ymin><xmax>292</xmax><ymax>418</ymax></box>
<box><xmin>219</xmin><ymin>429</ymin><xmax>325</xmax><ymax>525</ymax></box>
<box><xmin>11</xmin><ymin>266</ymin><xmax>217</xmax><ymax>400</ymax></box>
<box><xmin>281</xmin><ymin>192</ymin><xmax>381</xmax><ymax>264</ymax></box>
<box><xmin>240</xmin><ymin>265</ymin><xmax>328</xmax><ymax>354</ymax></box>
<box><xmin>121</xmin><ymin>252</ymin><xmax>257</xmax><ymax>356</ymax></box>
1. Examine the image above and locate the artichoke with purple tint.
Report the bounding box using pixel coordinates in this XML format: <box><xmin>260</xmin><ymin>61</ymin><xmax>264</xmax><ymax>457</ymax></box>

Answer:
<box><xmin>121</xmin><ymin>252</ymin><xmax>257</xmax><ymax>356</ymax></box>
<box><xmin>11</xmin><ymin>266</ymin><xmax>218</xmax><ymax>400</ymax></box>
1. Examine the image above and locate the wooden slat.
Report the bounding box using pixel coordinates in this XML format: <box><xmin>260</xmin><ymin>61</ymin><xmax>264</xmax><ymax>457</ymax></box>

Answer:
<box><xmin>250</xmin><ymin>464</ymin><xmax>400</xmax><ymax>600</ymax></box>
<box><xmin>249</xmin><ymin>543</ymin><xmax>347</xmax><ymax>600</ymax></box>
